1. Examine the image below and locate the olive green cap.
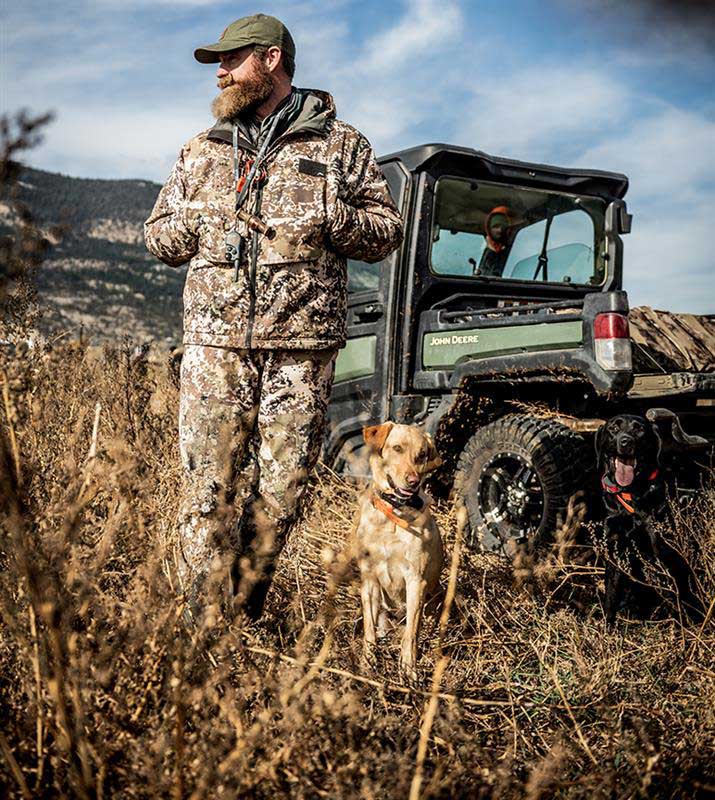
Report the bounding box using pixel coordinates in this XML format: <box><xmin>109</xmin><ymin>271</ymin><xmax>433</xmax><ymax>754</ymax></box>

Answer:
<box><xmin>194</xmin><ymin>13</ymin><xmax>295</xmax><ymax>64</ymax></box>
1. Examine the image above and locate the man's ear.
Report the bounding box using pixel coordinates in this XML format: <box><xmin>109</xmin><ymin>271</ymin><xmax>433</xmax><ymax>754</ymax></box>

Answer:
<box><xmin>264</xmin><ymin>45</ymin><xmax>283</xmax><ymax>73</ymax></box>
<box><xmin>363</xmin><ymin>422</ymin><xmax>394</xmax><ymax>454</ymax></box>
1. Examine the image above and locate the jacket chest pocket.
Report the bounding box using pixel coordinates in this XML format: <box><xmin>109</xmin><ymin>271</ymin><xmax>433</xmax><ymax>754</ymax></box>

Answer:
<box><xmin>195</xmin><ymin>193</ymin><xmax>235</xmax><ymax>266</ymax></box>
<box><xmin>189</xmin><ymin>155</ymin><xmax>239</xmax><ymax>267</ymax></box>
<box><xmin>258</xmin><ymin>156</ymin><xmax>329</xmax><ymax>263</ymax></box>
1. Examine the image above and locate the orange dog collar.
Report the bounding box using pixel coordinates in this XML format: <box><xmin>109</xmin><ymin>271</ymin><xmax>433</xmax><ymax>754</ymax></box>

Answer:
<box><xmin>372</xmin><ymin>495</ymin><xmax>412</xmax><ymax>529</ymax></box>
<box><xmin>371</xmin><ymin>494</ymin><xmax>429</xmax><ymax>532</ymax></box>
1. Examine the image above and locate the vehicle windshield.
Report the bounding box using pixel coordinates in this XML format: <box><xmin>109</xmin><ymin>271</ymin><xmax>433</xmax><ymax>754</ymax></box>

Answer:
<box><xmin>430</xmin><ymin>177</ymin><xmax>607</xmax><ymax>286</ymax></box>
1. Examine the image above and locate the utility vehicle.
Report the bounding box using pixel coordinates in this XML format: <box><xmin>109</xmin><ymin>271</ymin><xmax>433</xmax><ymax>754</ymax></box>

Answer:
<box><xmin>325</xmin><ymin>144</ymin><xmax>715</xmax><ymax>554</ymax></box>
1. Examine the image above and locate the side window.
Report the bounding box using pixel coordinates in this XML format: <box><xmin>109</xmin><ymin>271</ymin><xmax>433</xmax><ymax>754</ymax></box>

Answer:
<box><xmin>432</xmin><ymin>229</ymin><xmax>487</xmax><ymax>277</ymax></box>
<box><xmin>347</xmin><ymin>162</ymin><xmax>407</xmax><ymax>293</ymax></box>
<box><xmin>503</xmin><ymin>220</ymin><xmax>546</xmax><ymax>280</ymax></box>
<box><xmin>348</xmin><ymin>261</ymin><xmax>381</xmax><ymax>292</ymax></box>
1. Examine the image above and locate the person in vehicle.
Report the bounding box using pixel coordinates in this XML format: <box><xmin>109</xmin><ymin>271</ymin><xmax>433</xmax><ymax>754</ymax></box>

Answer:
<box><xmin>475</xmin><ymin>205</ymin><xmax>513</xmax><ymax>277</ymax></box>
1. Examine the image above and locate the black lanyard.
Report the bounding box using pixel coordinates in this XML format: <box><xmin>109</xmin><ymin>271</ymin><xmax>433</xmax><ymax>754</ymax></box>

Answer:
<box><xmin>232</xmin><ymin>113</ymin><xmax>281</xmax><ymax>213</ymax></box>
<box><xmin>227</xmin><ymin>114</ymin><xmax>281</xmax><ymax>280</ymax></box>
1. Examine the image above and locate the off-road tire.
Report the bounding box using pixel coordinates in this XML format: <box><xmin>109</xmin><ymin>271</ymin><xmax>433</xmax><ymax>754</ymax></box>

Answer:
<box><xmin>454</xmin><ymin>414</ymin><xmax>592</xmax><ymax>555</ymax></box>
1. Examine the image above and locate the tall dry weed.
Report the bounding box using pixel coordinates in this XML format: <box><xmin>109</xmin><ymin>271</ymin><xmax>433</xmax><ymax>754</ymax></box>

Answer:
<box><xmin>2</xmin><ymin>335</ymin><xmax>713</xmax><ymax>798</ymax></box>
<box><xmin>1</xmin><ymin>112</ymin><xmax>714</xmax><ymax>799</ymax></box>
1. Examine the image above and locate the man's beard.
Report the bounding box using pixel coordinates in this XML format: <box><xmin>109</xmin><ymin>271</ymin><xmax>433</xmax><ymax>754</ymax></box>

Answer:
<box><xmin>211</xmin><ymin>60</ymin><xmax>274</xmax><ymax>120</ymax></box>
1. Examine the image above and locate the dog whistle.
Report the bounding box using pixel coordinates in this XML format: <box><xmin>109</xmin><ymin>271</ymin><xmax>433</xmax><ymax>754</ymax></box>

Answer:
<box><xmin>236</xmin><ymin>208</ymin><xmax>275</xmax><ymax>240</ymax></box>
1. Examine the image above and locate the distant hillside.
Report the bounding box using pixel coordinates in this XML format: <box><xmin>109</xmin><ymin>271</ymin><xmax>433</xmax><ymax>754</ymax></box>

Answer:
<box><xmin>0</xmin><ymin>164</ymin><xmax>183</xmax><ymax>344</ymax></box>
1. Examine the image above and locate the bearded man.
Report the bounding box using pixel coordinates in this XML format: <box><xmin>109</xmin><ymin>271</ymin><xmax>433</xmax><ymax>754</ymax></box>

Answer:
<box><xmin>144</xmin><ymin>14</ymin><xmax>403</xmax><ymax>620</ymax></box>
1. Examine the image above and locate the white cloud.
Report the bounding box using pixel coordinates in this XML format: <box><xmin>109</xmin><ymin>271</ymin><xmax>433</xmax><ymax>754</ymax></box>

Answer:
<box><xmin>455</xmin><ymin>67</ymin><xmax>632</xmax><ymax>163</ymax></box>
<box><xmin>81</xmin><ymin>0</ymin><xmax>221</xmax><ymax>5</ymax></box>
<box><xmin>577</xmin><ymin>105</ymin><xmax>715</xmax><ymax>313</ymax></box>
<box><xmin>623</xmin><ymin>208</ymin><xmax>714</xmax><ymax>313</ymax></box>
<box><xmin>578</xmin><ymin>107</ymin><xmax>715</xmax><ymax>202</ymax></box>
<box><xmin>296</xmin><ymin>0</ymin><xmax>466</xmax><ymax>152</ymax></box>
<box><xmin>23</xmin><ymin>104</ymin><xmax>209</xmax><ymax>182</ymax></box>
<box><xmin>362</xmin><ymin>0</ymin><xmax>462</xmax><ymax>72</ymax></box>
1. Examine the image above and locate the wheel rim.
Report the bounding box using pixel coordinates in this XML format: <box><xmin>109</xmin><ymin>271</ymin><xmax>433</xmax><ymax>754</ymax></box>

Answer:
<box><xmin>475</xmin><ymin>451</ymin><xmax>545</xmax><ymax>551</ymax></box>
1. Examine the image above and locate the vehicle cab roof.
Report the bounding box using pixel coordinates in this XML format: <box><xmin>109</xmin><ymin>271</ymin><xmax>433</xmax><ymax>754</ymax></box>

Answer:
<box><xmin>379</xmin><ymin>143</ymin><xmax>629</xmax><ymax>201</ymax></box>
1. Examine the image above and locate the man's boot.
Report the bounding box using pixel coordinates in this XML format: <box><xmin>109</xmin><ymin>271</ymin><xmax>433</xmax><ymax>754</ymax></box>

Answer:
<box><xmin>231</xmin><ymin>497</ymin><xmax>288</xmax><ymax>620</ymax></box>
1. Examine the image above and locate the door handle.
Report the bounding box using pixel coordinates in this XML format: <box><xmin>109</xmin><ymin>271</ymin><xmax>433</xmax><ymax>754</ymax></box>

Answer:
<box><xmin>354</xmin><ymin>303</ymin><xmax>383</xmax><ymax>322</ymax></box>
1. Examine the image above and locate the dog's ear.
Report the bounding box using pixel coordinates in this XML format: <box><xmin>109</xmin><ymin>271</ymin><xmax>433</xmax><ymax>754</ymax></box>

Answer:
<box><xmin>594</xmin><ymin>421</ymin><xmax>606</xmax><ymax>469</ymax></box>
<box><xmin>650</xmin><ymin>423</ymin><xmax>663</xmax><ymax>465</ymax></box>
<box><xmin>363</xmin><ymin>422</ymin><xmax>394</xmax><ymax>454</ymax></box>
<box><xmin>424</xmin><ymin>433</ymin><xmax>442</xmax><ymax>472</ymax></box>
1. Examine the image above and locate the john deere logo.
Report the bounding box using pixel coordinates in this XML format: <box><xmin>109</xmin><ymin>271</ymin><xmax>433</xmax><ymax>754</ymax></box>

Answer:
<box><xmin>428</xmin><ymin>333</ymin><xmax>480</xmax><ymax>346</ymax></box>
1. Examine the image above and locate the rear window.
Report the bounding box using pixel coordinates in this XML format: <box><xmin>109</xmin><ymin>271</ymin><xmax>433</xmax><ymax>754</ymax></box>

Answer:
<box><xmin>430</xmin><ymin>177</ymin><xmax>607</xmax><ymax>286</ymax></box>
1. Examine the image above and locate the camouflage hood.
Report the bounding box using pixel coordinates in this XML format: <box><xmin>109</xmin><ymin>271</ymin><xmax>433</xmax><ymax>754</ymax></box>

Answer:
<box><xmin>144</xmin><ymin>89</ymin><xmax>403</xmax><ymax>350</ymax></box>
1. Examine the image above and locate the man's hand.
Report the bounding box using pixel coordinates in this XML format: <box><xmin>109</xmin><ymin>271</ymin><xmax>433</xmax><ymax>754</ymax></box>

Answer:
<box><xmin>183</xmin><ymin>201</ymin><xmax>204</xmax><ymax>236</ymax></box>
<box><xmin>324</xmin><ymin>155</ymin><xmax>352</xmax><ymax>230</ymax></box>
<box><xmin>322</xmin><ymin>144</ymin><xmax>403</xmax><ymax>264</ymax></box>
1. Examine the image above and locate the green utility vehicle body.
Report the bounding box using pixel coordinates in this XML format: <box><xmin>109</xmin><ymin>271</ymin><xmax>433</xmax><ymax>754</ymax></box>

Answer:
<box><xmin>325</xmin><ymin>143</ymin><xmax>715</xmax><ymax>552</ymax></box>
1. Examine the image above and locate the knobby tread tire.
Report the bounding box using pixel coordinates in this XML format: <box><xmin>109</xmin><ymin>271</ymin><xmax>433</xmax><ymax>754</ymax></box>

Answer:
<box><xmin>454</xmin><ymin>414</ymin><xmax>593</xmax><ymax>553</ymax></box>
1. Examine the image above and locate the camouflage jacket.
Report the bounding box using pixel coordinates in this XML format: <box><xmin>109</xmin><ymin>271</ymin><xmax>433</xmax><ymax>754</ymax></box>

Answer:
<box><xmin>144</xmin><ymin>90</ymin><xmax>403</xmax><ymax>350</ymax></box>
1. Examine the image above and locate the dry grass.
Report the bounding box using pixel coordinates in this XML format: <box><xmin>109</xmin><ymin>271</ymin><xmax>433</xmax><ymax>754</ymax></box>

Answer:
<box><xmin>0</xmin><ymin>341</ymin><xmax>713</xmax><ymax>800</ymax></box>
<box><xmin>2</xmin><ymin>111</ymin><xmax>714</xmax><ymax>799</ymax></box>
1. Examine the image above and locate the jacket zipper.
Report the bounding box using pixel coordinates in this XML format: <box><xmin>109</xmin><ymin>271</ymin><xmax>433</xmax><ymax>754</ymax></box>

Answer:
<box><xmin>245</xmin><ymin>181</ymin><xmax>264</xmax><ymax>348</ymax></box>
<box><xmin>236</xmin><ymin>125</ymin><xmax>328</xmax><ymax>348</ymax></box>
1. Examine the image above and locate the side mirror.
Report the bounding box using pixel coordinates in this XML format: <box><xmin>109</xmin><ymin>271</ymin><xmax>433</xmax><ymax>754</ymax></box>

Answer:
<box><xmin>605</xmin><ymin>201</ymin><xmax>632</xmax><ymax>235</ymax></box>
<box><xmin>618</xmin><ymin>205</ymin><xmax>633</xmax><ymax>234</ymax></box>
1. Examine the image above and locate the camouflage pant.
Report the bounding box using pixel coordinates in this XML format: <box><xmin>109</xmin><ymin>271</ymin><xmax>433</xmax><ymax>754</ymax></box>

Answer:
<box><xmin>177</xmin><ymin>344</ymin><xmax>336</xmax><ymax>618</ymax></box>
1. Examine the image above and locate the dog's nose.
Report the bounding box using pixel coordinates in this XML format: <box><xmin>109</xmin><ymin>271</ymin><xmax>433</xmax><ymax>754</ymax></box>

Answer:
<box><xmin>406</xmin><ymin>472</ymin><xmax>420</xmax><ymax>487</ymax></box>
<box><xmin>617</xmin><ymin>433</ymin><xmax>634</xmax><ymax>450</ymax></box>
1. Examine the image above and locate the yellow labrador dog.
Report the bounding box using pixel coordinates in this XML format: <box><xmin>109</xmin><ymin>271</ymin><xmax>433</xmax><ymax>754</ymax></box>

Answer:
<box><xmin>354</xmin><ymin>422</ymin><xmax>444</xmax><ymax>681</ymax></box>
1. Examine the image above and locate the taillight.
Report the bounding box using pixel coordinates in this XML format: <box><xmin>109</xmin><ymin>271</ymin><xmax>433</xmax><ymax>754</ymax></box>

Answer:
<box><xmin>594</xmin><ymin>312</ymin><xmax>632</xmax><ymax>371</ymax></box>
<box><xmin>594</xmin><ymin>313</ymin><xmax>629</xmax><ymax>339</ymax></box>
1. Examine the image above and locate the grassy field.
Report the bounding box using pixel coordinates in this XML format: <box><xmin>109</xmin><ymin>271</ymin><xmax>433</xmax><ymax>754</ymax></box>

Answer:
<box><xmin>0</xmin><ymin>340</ymin><xmax>714</xmax><ymax>800</ymax></box>
<box><xmin>1</xmin><ymin>112</ymin><xmax>714</xmax><ymax>799</ymax></box>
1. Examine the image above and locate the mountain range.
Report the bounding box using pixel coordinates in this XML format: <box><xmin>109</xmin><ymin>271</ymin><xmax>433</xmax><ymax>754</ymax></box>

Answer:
<box><xmin>1</xmin><ymin>165</ymin><xmax>182</xmax><ymax>344</ymax></box>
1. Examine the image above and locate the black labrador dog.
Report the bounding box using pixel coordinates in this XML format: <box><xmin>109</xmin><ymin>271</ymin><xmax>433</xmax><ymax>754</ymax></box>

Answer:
<box><xmin>595</xmin><ymin>414</ymin><xmax>704</xmax><ymax>626</ymax></box>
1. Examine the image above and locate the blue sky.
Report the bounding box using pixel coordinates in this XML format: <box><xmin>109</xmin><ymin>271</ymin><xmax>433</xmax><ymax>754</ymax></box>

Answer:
<box><xmin>3</xmin><ymin>0</ymin><xmax>714</xmax><ymax>312</ymax></box>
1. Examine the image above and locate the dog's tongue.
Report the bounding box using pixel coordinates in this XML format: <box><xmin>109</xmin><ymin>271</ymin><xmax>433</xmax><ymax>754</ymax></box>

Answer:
<box><xmin>615</xmin><ymin>458</ymin><xmax>635</xmax><ymax>487</ymax></box>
